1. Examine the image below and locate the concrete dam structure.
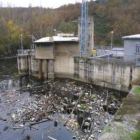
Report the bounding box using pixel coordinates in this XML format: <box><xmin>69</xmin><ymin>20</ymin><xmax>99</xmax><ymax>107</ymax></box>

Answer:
<box><xmin>17</xmin><ymin>34</ymin><xmax>140</xmax><ymax>92</ymax></box>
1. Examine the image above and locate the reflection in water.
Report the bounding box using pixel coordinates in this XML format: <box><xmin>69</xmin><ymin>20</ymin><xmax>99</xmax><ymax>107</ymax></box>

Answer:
<box><xmin>0</xmin><ymin>79</ymin><xmax>15</xmax><ymax>91</ymax></box>
<box><xmin>0</xmin><ymin>76</ymin><xmax>43</xmax><ymax>93</ymax></box>
<box><xmin>8</xmin><ymin>79</ymin><xmax>12</xmax><ymax>89</ymax></box>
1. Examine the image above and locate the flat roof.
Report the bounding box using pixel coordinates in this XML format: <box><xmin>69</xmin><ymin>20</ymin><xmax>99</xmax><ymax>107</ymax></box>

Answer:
<box><xmin>122</xmin><ymin>34</ymin><xmax>140</xmax><ymax>39</ymax></box>
<box><xmin>35</xmin><ymin>36</ymin><xmax>78</xmax><ymax>43</ymax></box>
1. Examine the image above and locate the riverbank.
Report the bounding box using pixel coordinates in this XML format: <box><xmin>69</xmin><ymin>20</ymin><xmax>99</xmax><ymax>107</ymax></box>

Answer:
<box><xmin>99</xmin><ymin>86</ymin><xmax>140</xmax><ymax>140</ymax></box>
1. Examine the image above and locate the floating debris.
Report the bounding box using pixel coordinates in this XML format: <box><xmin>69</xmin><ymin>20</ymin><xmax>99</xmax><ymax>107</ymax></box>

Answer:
<box><xmin>0</xmin><ymin>77</ymin><xmax>124</xmax><ymax>140</ymax></box>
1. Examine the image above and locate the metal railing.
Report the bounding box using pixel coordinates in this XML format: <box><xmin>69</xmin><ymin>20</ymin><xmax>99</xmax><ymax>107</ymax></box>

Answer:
<box><xmin>17</xmin><ymin>49</ymin><xmax>35</xmax><ymax>55</ymax></box>
<box><xmin>92</xmin><ymin>54</ymin><xmax>140</xmax><ymax>66</ymax></box>
<box><xmin>96</xmin><ymin>49</ymin><xmax>124</xmax><ymax>58</ymax></box>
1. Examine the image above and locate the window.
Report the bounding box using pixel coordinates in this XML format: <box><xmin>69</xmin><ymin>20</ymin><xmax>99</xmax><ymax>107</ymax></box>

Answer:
<box><xmin>136</xmin><ymin>44</ymin><xmax>140</xmax><ymax>55</ymax></box>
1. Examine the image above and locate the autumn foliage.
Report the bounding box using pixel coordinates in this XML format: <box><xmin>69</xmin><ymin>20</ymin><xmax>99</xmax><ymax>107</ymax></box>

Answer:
<box><xmin>0</xmin><ymin>0</ymin><xmax>140</xmax><ymax>55</ymax></box>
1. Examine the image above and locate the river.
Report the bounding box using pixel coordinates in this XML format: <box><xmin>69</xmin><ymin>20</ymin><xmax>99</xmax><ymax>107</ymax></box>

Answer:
<box><xmin>0</xmin><ymin>58</ymin><xmax>124</xmax><ymax>140</ymax></box>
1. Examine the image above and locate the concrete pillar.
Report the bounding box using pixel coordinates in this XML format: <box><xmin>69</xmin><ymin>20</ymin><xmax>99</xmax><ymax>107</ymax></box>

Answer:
<box><xmin>48</xmin><ymin>59</ymin><xmax>54</xmax><ymax>79</ymax></box>
<box><xmin>39</xmin><ymin>59</ymin><xmax>43</xmax><ymax>79</ymax></box>
<box><xmin>43</xmin><ymin>60</ymin><xmax>48</xmax><ymax>79</ymax></box>
<box><xmin>30</xmin><ymin>56</ymin><xmax>33</xmax><ymax>74</ymax></box>
<box><xmin>30</xmin><ymin>57</ymin><xmax>38</xmax><ymax>76</ymax></box>
<box><xmin>17</xmin><ymin>56</ymin><xmax>21</xmax><ymax>74</ymax></box>
<box><xmin>24</xmin><ymin>56</ymin><xmax>28</xmax><ymax>73</ymax></box>
<box><xmin>28</xmin><ymin>55</ymin><xmax>31</xmax><ymax>75</ymax></box>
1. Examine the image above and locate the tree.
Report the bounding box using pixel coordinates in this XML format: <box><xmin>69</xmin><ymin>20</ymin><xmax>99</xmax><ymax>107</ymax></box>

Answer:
<box><xmin>6</xmin><ymin>20</ymin><xmax>23</xmax><ymax>54</ymax></box>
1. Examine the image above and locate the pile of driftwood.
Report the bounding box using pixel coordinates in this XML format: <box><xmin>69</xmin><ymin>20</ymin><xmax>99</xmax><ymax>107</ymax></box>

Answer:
<box><xmin>0</xmin><ymin>78</ymin><xmax>122</xmax><ymax>140</ymax></box>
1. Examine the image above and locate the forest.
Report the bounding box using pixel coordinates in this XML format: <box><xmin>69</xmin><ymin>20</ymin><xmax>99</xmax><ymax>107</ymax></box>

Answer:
<box><xmin>0</xmin><ymin>0</ymin><xmax>140</xmax><ymax>55</ymax></box>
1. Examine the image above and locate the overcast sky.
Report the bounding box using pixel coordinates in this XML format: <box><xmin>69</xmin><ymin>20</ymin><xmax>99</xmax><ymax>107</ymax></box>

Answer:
<box><xmin>0</xmin><ymin>0</ymin><xmax>82</xmax><ymax>8</ymax></box>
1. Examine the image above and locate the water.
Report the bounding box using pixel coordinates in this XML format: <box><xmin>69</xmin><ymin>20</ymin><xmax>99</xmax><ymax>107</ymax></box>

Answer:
<box><xmin>0</xmin><ymin>58</ymin><xmax>124</xmax><ymax>140</ymax></box>
<box><xmin>0</xmin><ymin>59</ymin><xmax>75</xmax><ymax>140</ymax></box>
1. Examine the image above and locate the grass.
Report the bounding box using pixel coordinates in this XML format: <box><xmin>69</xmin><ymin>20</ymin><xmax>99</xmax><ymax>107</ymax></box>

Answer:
<box><xmin>104</xmin><ymin>124</ymin><xmax>132</xmax><ymax>140</ymax></box>
<box><xmin>131</xmin><ymin>131</ymin><xmax>140</xmax><ymax>140</ymax></box>
<box><xmin>105</xmin><ymin>127</ymin><xmax>112</xmax><ymax>133</ymax></box>
<box><xmin>117</xmin><ymin>94</ymin><xmax>140</xmax><ymax>115</ymax></box>
<box><xmin>133</xmin><ymin>87</ymin><xmax>140</xmax><ymax>94</ymax></box>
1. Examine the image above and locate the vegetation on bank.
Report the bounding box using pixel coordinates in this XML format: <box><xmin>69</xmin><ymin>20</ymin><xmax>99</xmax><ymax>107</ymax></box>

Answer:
<box><xmin>133</xmin><ymin>87</ymin><xmax>140</xmax><ymax>94</ymax></box>
<box><xmin>0</xmin><ymin>0</ymin><xmax>140</xmax><ymax>55</ymax></box>
<box><xmin>131</xmin><ymin>130</ymin><xmax>140</xmax><ymax>140</ymax></box>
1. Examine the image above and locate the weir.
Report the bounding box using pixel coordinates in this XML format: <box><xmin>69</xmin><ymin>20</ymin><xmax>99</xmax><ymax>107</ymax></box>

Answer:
<box><xmin>17</xmin><ymin>47</ymin><xmax>140</xmax><ymax>93</ymax></box>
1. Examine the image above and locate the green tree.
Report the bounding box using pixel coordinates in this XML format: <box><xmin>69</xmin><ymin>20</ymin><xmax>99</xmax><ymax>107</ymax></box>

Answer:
<box><xmin>6</xmin><ymin>20</ymin><xmax>23</xmax><ymax>54</ymax></box>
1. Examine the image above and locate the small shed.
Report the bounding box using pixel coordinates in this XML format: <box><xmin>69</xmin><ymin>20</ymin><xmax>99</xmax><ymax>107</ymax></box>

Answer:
<box><xmin>34</xmin><ymin>36</ymin><xmax>78</xmax><ymax>59</ymax></box>
<box><xmin>122</xmin><ymin>34</ymin><xmax>140</xmax><ymax>63</ymax></box>
<box><xmin>33</xmin><ymin>35</ymin><xmax>79</xmax><ymax>79</ymax></box>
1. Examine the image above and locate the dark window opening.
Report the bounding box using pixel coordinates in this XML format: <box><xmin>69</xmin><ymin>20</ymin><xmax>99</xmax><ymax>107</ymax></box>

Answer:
<box><xmin>136</xmin><ymin>44</ymin><xmax>140</xmax><ymax>55</ymax></box>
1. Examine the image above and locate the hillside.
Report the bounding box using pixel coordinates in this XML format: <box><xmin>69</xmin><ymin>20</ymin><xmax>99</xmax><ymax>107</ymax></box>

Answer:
<box><xmin>0</xmin><ymin>0</ymin><xmax>140</xmax><ymax>55</ymax></box>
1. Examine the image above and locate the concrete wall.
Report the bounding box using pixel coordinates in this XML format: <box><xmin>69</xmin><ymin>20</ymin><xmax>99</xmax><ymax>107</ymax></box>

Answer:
<box><xmin>17</xmin><ymin>55</ymin><xmax>39</xmax><ymax>76</ymax></box>
<box><xmin>17</xmin><ymin>51</ymin><xmax>140</xmax><ymax>92</ymax></box>
<box><xmin>30</xmin><ymin>56</ymin><xmax>39</xmax><ymax>74</ymax></box>
<box><xmin>74</xmin><ymin>58</ymin><xmax>131</xmax><ymax>92</ymax></box>
<box><xmin>132</xmin><ymin>66</ymin><xmax>140</xmax><ymax>81</ymax></box>
<box><xmin>18</xmin><ymin>41</ymin><xmax>140</xmax><ymax>92</ymax></box>
<box><xmin>54</xmin><ymin>42</ymin><xmax>79</xmax><ymax>77</ymax></box>
<box><xmin>78</xmin><ymin>16</ymin><xmax>94</xmax><ymax>50</ymax></box>
<box><xmin>124</xmin><ymin>39</ymin><xmax>140</xmax><ymax>61</ymax></box>
<box><xmin>17</xmin><ymin>55</ymin><xmax>29</xmax><ymax>74</ymax></box>
<box><xmin>35</xmin><ymin>44</ymin><xmax>54</xmax><ymax>59</ymax></box>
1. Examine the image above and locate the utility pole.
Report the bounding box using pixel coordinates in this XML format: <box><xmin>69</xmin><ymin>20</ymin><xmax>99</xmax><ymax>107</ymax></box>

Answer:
<box><xmin>111</xmin><ymin>31</ymin><xmax>113</xmax><ymax>50</ymax></box>
<box><xmin>21</xmin><ymin>34</ymin><xmax>23</xmax><ymax>53</ymax></box>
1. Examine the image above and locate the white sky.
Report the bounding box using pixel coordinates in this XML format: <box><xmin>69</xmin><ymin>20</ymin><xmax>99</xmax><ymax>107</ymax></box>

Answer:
<box><xmin>0</xmin><ymin>0</ymin><xmax>82</xmax><ymax>8</ymax></box>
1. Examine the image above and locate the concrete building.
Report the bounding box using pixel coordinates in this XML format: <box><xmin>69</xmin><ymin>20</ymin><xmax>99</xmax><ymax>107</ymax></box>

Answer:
<box><xmin>34</xmin><ymin>36</ymin><xmax>79</xmax><ymax>79</ymax></box>
<box><xmin>122</xmin><ymin>34</ymin><xmax>140</xmax><ymax>64</ymax></box>
<box><xmin>17</xmin><ymin>35</ymin><xmax>79</xmax><ymax>79</ymax></box>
